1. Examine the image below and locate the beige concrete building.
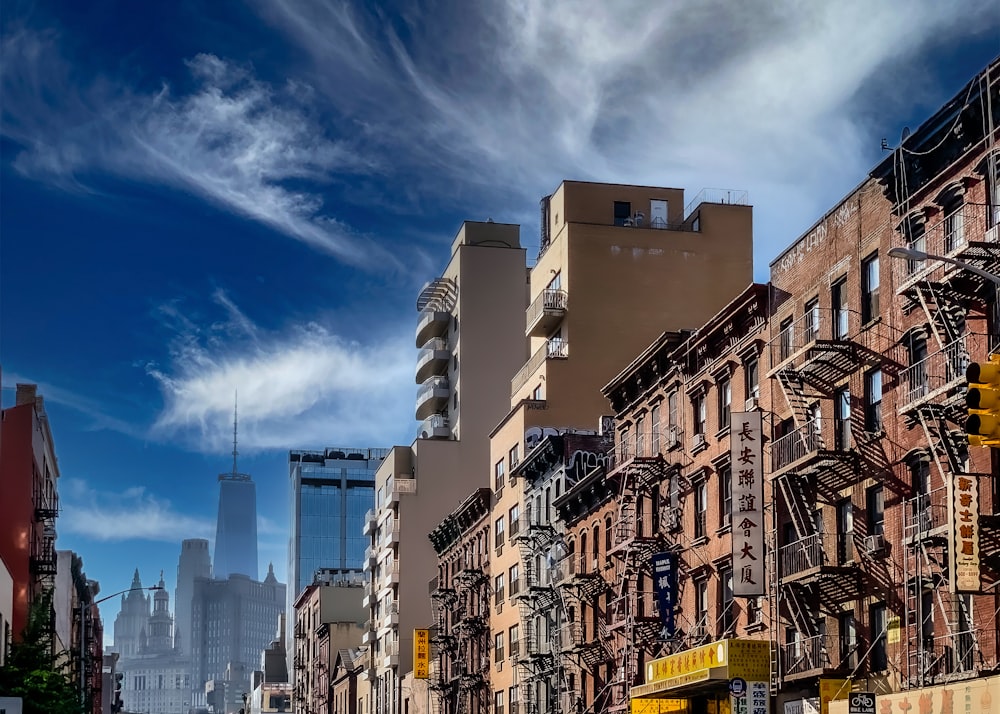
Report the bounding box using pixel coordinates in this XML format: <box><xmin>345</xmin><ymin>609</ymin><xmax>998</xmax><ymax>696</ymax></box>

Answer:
<box><xmin>362</xmin><ymin>222</ymin><xmax>528</xmax><ymax>714</ymax></box>
<box><xmin>293</xmin><ymin>582</ymin><xmax>366</xmax><ymax>714</ymax></box>
<box><xmin>488</xmin><ymin>182</ymin><xmax>754</xmax><ymax>714</ymax></box>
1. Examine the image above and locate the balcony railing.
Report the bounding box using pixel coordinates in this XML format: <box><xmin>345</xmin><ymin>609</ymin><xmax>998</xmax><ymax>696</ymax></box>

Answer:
<box><xmin>771</xmin><ymin>422</ymin><xmax>823</xmax><ymax>472</ymax></box>
<box><xmin>684</xmin><ymin>188</ymin><xmax>750</xmax><ymax>219</ymax></box>
<box><xmin>782</xmin><ymin>635</ymin><xmax>837</xmax><ymax>676</ymax></box>
<box><xmin>510</xmin><ymin>339</ymin><xmax>569</xmax><ymax>397</ymax></box>
<box><xmin>525</xmin><ymin>289</ymin><xmax>568</xmax><ymax>337</ymax></box>
<box><xmin>894</xmin><ymin>203</ymin><xmax>994</xmax><ymax>291</ymax></box>
<box><xmin>607</xmin><ymin>431</ymin><xmax>662</xmax><ymax>472</ymax></box>
<box><xmin>779</xmin><ymin>532</ymin><xmax>856</xmax><ymax>577</ymax></box>
<box><xmin>899</xmin><ymin>335</ymin><xmax>969</xmax><ymax>408</ymax></box>
<box><xmin>769</xmin><ymin>308</ymin><xmax>854</xmax><ymax>370</ymax></box>
<box><xmin>416</xmin><ymin>338</ymin><xmax>450</xmax><ymax>382</ymax></box>
<box><xmin>903</xmin><ymin>487</ymin><xmax>949</xmax><ymax>540</ymax></box>
<box><xmin>418</xmin><ymin>413</ymin><xmax>450</xmax><ymax>439</ymax></box>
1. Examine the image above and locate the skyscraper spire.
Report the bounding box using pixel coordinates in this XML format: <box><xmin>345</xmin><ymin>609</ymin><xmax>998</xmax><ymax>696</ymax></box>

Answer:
<box><xmin>232</xmin><ymin>389</ymin><xmax>239</xmax><ymax>477</ymax></box>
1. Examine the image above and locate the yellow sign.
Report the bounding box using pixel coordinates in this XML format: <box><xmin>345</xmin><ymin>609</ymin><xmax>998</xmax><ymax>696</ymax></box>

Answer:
<box><xmin>413</xmin><ymin>629</ymin><xmax>429</xmax><ymax>679</ymax></box>
<box><xmin>636</xmin><ymin>639</ymin><xmax>770</xmax><ymax>697</ymax></box>
<box><xmin>630</xmin><ymin>699</ymin><xmax>688</xmax><ymax>714</ymax></box>
<box><xmin>886</xmin><ymin>616</ymin><xmax>900</xmax><ymax>644</ymax></box>
<box><xmin>818</xmin><ymin>679</ymin><xmax>848</xmax><ymax>714</ymax></box>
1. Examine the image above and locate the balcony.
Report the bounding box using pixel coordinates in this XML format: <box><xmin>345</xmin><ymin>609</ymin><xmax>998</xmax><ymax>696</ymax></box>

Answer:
<box><xmin>781</xmin><ymin>634</ymin><xmax>844</xmax><ymax>680</ymax></box>
<box><xmin>898</xmin><ymin>335</ymin><xmax>975</xmax><ymax>415</ymax></box>
<box><xmin>33</xmin><ymin>491</ymin><xmax>59</xmax><ymax>521</ymax></box>
<box><xmin>418</xmin><ymin>414</ymin><xmax>450</xmax><ymax>439</ymax></box>
<box><xmin>525</xmin><ymin>289</ymin><xmax>568</xmax><ymax>337</ymax></box>
<box><xmin>381</xmin><ymin>519</ymin><xmax>401</xmax><ymax>546</ymax></box>
<box><xmin>894</xmin><ymin>202</ymin><xmax>998</xmax><ymax>295</ymax></box>
<box><xmin>780</xmin><ymin>532</ymin><xmax>862</xmax><ymax>603</ymax></box>
<box><xmin>381</xmin><ymin>561</ymin><xmax>400</xmax><ymax>587</ymax></box>
<box><xmin>768</xmin><ymin>308</ymin><xmax>877</xmax><ymax>388</ymax></box>
<box><xmin>29</xmin><ymin>539</ymin><xmax>56</xmax><ymax>576</ymax></box>
<box><xmin>415</xmin><ymin>376</ymin><xmax>449</xmax><ymax>421</ymax></box>
<box><xmin>416</xmin><ymin>338</ymin><xmax>450</xmax><ymax>383</ymax></box>
<box><xmin>903</xmin><ymin>487</ymin><xmax>950</xmax><ymax>543</ymax></box>
<box><xmin>363</xmin><ymin>582</ymin><xmax>375</xmax><ymax>608</ymax></box>
<box><xmin>606</xmin><ymin>430</ymin><xmax>667</xmax><ymax>489</ymax></box>
<box><xmin>510</xmin><ymin>339</ymin><xmax>569</xmax><ymax>398</ymax></box>
<box><xmin>362</xmin><ymin>627</ymin><xmax>377</xmax><ymax>645</ymax></box>
<box><xmin>383</xmin><ymin>639</ymin><xmax>399</xmax><ymax>668</ymax></box>
<box><xmin>416</xmin><ymin>308</ymin><xmax>450</xmax><ymax>347</ymax></box>
<box><xmin>552</xmin><ymin>555</ymin><xmax>603</xmax><ymax>587</ymax></box>
<box><xmin>363</xmin><ymin>509</ymin><xmax>377</xmax><ymax>537</ymax></box>
<box><xmin>364</xmin><ymin>546</ymin><xmax>377</xmax><ymax>570</ymax></box>
<box><xmin>770</xmin><ymin>422</ymin><xmax>856</xmax><ymax>485</ymax></box>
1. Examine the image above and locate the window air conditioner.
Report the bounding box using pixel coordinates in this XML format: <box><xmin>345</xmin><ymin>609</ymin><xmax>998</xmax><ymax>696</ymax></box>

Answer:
<box><xmin>986</xmin><ymin>224</ymin><xmax>999</xmax><ymax>243</ymax></box>
<box><xmin>591</xmin><ymin>558</ymin><xmax>600</xmax><ymax>571</ymax></box>
<box><xmin>691</xmin><ymin>433</ymin><xmax>706</xmax><ymax>450</ymax></box>
<box><xmin>666</xmin><ymin>427</ymin><xmax>679</xmax><ymax>449</ymax></box>
<box><xmin>744</xmin><ymin>397</ymin><xmax>759</xmax><ymax>411</ymax></box>
<box><xmin>863</xmin><ymin>534</ymin><xmax>886</xmax><ymax>555</ymax></box>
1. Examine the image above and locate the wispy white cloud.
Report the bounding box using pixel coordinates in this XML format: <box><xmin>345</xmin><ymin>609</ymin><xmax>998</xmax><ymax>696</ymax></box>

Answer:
<box><xmin>59</xmin><ymin>478</ymin><xmax>215</xmax><ymax>542</ymax></box>
<box><xmin>146</xmin><ymin>291</ymin><xmax>415</xmax><ymax>454</ymax></box>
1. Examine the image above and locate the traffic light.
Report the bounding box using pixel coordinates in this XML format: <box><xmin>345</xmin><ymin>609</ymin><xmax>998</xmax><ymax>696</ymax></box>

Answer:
<box><xmin>966</xmin><ymin>354</ymin><xmax>1000</xmax><ymax>448</ymax></box>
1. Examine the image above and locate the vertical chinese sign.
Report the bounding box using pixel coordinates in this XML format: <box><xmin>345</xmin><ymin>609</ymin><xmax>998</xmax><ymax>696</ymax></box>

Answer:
<box><xmin>950</xmin><ymin>474</ymin><xmax>980</xmax><ymax>592</ymax></box>
<box><xmin>414</xmin><ymin>628</ymin><xmax>430</xmax><ymax>679</ymax></box>
<box><xmin>731</xmin><ymin>412</ymin><xmax>764</xmax><ymax>596</ymax></box>
<box><xmin>651</xmin><ymin>551</ymin><xmax>678</xmax><ymax>638</ymax></box>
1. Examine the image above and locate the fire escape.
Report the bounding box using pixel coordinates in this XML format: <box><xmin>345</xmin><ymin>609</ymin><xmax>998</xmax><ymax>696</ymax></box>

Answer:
<box><xmin>767</xmin><ymin>307</ymin><xmax>880</xmax><ymax>684</ymax></box>
<box><xmin>450</xmin><ymin>559</ymin><xmax>490</xmax><ymax>714</ymax></box>
<box><xmin>893</xmin><ymin>201</ymin><xmax>999</xmax><ymax>686</ymax></box>
<box><xmin>430</xmin><ymin>578</ymin><xmax>459</xmax><ymax>714</ymax></box>
<box><xmin>605</xmin><ymin>431</ymin><xmax>672</xmax><ymax>712</ymax></box>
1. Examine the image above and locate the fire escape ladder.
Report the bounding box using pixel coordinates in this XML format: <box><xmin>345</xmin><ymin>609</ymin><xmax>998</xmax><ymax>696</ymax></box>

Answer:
<box><xmin>782</xmin><ymin>582</ymin><xmax>816</xmax><ymax>638</ymax></box>
<box><xmin>776</xmin><ymin>368</ymin><xmax>812</xmax><ymax>429</ymax></box>
<box><xmin>915</xmin><ymin>406</ymin><xmax>963</xmax><ymax>476</ymax></box>
<box><xmin>778</xmin><ymin>472</ymin><xmax>815</xmax><ymax>544</ymax></box>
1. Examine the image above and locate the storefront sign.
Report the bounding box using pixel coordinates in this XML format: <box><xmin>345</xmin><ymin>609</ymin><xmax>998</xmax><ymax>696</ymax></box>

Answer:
<box><xmin>652</xmin><ymin>552</ymin><xmax>678</xmax><ymax>637</ymax></box>
<box><xmin>886</xmin><ymin>617</ymin><xmax>900</xmax><ymax>644</ymax></box>
<box><xmin>818</xmin><ymin>679</ymin><xmax>849</xmax><ymax>714</ymax></box>
<box><xmin>784</xmin><ymin>699</ymin><xmax>819</xmax><ymax>714</ymax></box>
<box><xmin>629</xmin><ymin>700</ymin><xmax>687</xmax><ymax>714</ymax></box>
<box><xmin>730</xmin><ymin>412</ymin><xmax>764</xmax><ymax>596</ymax></box>
<box><xmin>950</xmin><ymin>474</ymin><xmax>981</xmax><ymax>592</ymax></box>
<box><xmin>413</xmin><ymin>628</ymin><xmax>429</xmax><ymax>678</ymax></box>
<box><xmin>637</xmin><ymin>639</ymin><xmax>770</xmax><ymax>699</ymax></box>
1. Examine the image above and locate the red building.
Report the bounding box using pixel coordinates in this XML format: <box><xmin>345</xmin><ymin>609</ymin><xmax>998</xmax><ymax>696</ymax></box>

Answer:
<box><xmin>0</xmin><ymin>383</ymin><xmax>61</xmax><ymax>641</ymax></box>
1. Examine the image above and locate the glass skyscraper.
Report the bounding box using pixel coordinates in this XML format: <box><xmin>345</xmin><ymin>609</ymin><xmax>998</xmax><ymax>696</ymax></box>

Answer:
<box><xmin>287</xmin><ymin>448</ymin><xmax>387</xmax><ymax>597</ymax></box>
<box><xmin>214</xmin><ymin>474</ymin><xmax>258</xmax><ymax>580</ymax></box>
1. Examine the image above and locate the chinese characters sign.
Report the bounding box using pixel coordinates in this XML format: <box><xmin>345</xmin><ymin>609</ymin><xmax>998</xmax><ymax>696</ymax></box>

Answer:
<box><xmin>950</xmin><ymin>474</ymin><xmax>980</xmax><ymax>592</ymax></box>
<box><xmin>731</xmin><ymin>412</ymin><xmax>764</xmax><ymax>596</ymax></box>
<box><xmin>413</xmin><ymin>628</ymin><xmax>430</xmax><ymax>679</ymax></box>
<box><xmin>651</xmin><ymin>552</ymin><xmax>678</xmax><ymax>637</ymax></box>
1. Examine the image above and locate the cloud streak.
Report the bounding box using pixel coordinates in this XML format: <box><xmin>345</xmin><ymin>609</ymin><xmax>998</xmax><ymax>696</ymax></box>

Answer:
<box><xmin>59</xmin><ymin>478</ymin><xmax>215</xmax><ymax>543</ymax></box>
<box><xmin>146</xmin><ymin>289</ymin><xmax>416</xmax><ymax>454</ymax></box>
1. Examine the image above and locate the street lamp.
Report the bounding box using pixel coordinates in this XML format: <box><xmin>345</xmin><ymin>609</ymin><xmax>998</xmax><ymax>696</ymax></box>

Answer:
<box><xmin>887</xmin><ymin>246</ymin><xmax>1000</xmax><ymax>286</ymax></box>
<box><xmin>81</xmin><ymin>585</ymin><xmax>163</xmax><ymax>709</ymax></box>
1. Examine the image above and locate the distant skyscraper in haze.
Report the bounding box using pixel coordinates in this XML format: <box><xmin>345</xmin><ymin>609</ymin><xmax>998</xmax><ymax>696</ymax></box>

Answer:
<box><xmin>213</xmin><ymin>400</ymin><xmax>258</xmax><ymax>580</ymax></box>
<box><xmin>174</xmin><ymin>538</ymin><xmax>211</xmax><ymax>653</ymax></box>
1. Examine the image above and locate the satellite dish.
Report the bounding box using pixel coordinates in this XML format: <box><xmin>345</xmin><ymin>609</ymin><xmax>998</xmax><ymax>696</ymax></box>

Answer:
<box><xmin>901</xmin><ymin>127</ymin><xmax>911</xmax><ymax>142</ymax></box>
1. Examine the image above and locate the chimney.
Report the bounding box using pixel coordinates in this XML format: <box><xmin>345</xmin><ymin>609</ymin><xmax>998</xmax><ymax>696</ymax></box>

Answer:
<box><xmin>15</xmin><ymin>383</ymin><xmax>37</xmax><ymax>406</ymax></box>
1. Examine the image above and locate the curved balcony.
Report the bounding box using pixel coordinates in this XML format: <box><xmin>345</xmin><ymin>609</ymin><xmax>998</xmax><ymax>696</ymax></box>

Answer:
<box><xmin>415</xmin><ymin>376</ymin><xmax>449</xmax><ymax>421</ymax></box>
<box><xmin>416</xmin><ymin>309</ymin><xmax>450</xmax><ymax>347</ymax></box>
<box><xmin>416</xmin><ymin>338</ymin><xmax>450</xmax><ymax>383</ymax></box>
<box><xmin>525</xmin><ymin>289</ymin><xmax>567</xmax><ymax>337</ymax></box>
<box><xmin>418</xmin><ymin>414</ymin><xmax>450</xmax><ymax>440</ymax></box>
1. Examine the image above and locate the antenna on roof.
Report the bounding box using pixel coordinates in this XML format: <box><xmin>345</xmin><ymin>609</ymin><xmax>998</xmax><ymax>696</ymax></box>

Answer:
<box><xmin>232</xmin><ymin>390</ymin><xmax>239</xmax><ymax>477</ymax></box>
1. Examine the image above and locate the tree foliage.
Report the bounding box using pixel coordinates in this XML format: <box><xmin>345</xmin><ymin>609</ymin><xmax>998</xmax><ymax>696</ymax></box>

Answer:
<box><xmin>0</xmin><ymin>591</ymin><xmax>83</xmax><ymax>714</ymax></box>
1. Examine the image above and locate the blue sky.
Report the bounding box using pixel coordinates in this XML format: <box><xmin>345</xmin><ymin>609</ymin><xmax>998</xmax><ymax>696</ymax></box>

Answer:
<box><xmin>1</xmin><ymin>0</ymin><xmax>998</xmax><ymax>636</ymax></box>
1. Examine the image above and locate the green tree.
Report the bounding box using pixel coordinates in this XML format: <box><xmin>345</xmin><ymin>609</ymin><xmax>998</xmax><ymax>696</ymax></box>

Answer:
<box><xmin>0</xmin><ymin>591</ymin><xmax>83</xmax><ymax>714</ymax></box>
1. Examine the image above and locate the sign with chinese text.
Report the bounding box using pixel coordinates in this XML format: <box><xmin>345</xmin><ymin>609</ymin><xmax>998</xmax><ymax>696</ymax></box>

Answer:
<box><xmin>629</xmin><ymin>699</ymin><xmax>687</xmax><ymax>714</ymax></box>
<box><xmin>950</xmin><ymin>474</ymin><xmax>981</xmax><ymax>592</ymax></box>
<box><xmin>637</xmin><ymin>639</ymin><xmax>770</xmax><ymax>697</ymax></box>
<box><xmin>413</xmin><ymin>628</ymin><xmax>430</xmax><ymax>679</ymax></box>
<box><xmin>730</xmin><ymin>412</ymin><xmax>764</xmax><ymax>596</ymax></box>
<box><xmin>651</xmin><ymin>552</ymin><xmax>678</xmax><ymax>637</ymax></box>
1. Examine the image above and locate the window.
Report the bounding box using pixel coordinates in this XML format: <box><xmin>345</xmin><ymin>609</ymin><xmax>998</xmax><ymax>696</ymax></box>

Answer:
<box><xmin>804</xmin><ymin>297</ymin><xmax>820</xmax><ymax>343</ymax></box>
<box><xmin>989</xmin><ymin>154</ymin><xmax>1000</xmax><ymax>227</ymax></box>
<box><xmin>779</xmin><ymin>315</ymin><xmax>794</xmax><ymax>361</ymax></box>
<box><xmin>667</xmin><ymin>391</ymin><xmax>678</xmax><ymax>429</ymax></box>
<box><xmin>943</xmin><ymin>198</ymin><xmax>965</xmax><ymax>252</ymax></box>
<box><xmin>494</xmin><ymin>459</ymin><xmax>505</xmax><ymax>495</ymax></box>
<box><xmin>834</xmin><ymin>388</ymin><xmax>851</xmax><ymax>450</ymax></box>
<box><xmin>495</xmin><ymin>691</ymin><xmax>504</xmax><ymax>714</ymax></box>
<box><xmin>870</xmin><ymin>603</ymin><xmax>887</xmax><ymax>671</ymax></box>
<box><xmin>614</xmin><ymin>201</ymin><xmax>632</xmax><ymax>226</ymax></box>
<box><xmin>509</xmin><ymin>444</ymin><xmax>520</xmax><ymax>470</ymax></box>
<box><xmin>494</xmin><ymin>574</ymin><xmax>505</xmax><ymax>605</ymax></box>
<box><xmin>907</xmin><ymin>334</ymin><xmax>928</xmax><ymax>401</ymax></box>
<box><xmin>494</xmin><ymin>632</ymin><xmax>504</xmax><ymax>662</ymax></box>
<box><xmin>904</xmin><ymin>221</ymin><xmax>927</xmax><ymax>276</ymax></box>
<box><xmin>650</xmin><ymin>404</ymin><xmax>661</xmax><ymax>453</ymax></box>
<box><xmin>911</xmin><ymin>459</ymin><xmax>931</xmax><ymax>530</ymax></box>
<box><xmin>744</xmin><ymin>357</ymin><xmax>760</xmax><ymax>401</ymax></box>
<box><xmin>532</xmin><ymin>384</ymin><xmax>543</xmax><ymax>400</ymax></box>
<box><xmin>495</xmin><ymin>517</ymin><xmax>505</xmax><ymax>548</ymax></box>
<box><xmin>831</xmin><ymin>277</ymin><xmax>848</xmax><ymax>339</ymax></box>
<box><xmin>718</xmin><ymin>566</ymin><xmax>734</xmax><ymax>634</ymax></box>
<box><xmin>694</xmin><ymin>578</ymin><xmax>709</xmax><ymax>631</ymax></box>
<box><xmin>694</xmin><ymin>479</ymin><xmax>707</xmax><ymax>539</ymax></box>
<box><xmin>719</xmin><ymin>465</ymin><xmax>732</xmax><ymax>527</ymax></box>
<box><xmin>692</xmin><ymin>393</ymin><xmax>706</xmax><ymax>436</ymax></box>
<box><xmin>746</xmin><ymin>597</ymin><xmax>763</xmax><ymax>625</ymax></box>
<box><xmin>509</xmin><ymin>687</ymin><xmax>519</xmax><ymax>714</ymax></box>
<box><xmin>605</xmin><ymin>515</ymin><xmax>613</xmax><ymax>552</ymax></box>
<box><xmin>862</xmin><ymin>252</ymin><xmax>880</xmax><ymax>323</ymax></box>
<box><xmin>865</xmin><ymin>368</ymin><xmax>883</xmax><ymax>432</ymax></box>
<box><xmin>508</xmin><ymin>505</ymin><xmax>520</xmax><ymax>536</ymax></box>
<box><xmin>509</xmin><ymin>564</ymin><xmax>520</xmax><ymax>596</ymax></box>
<box><xmin>636</xmin><ymin>414</ymin><xmax>646</xmax><ymax>456</ymax></box>
<box><xmin>509</xmin><ymin>624</ymin><xmax>520</xmax><ymax>657</ymax></box>
<box><xmin>836</xmin><ymin>499</ymin><xmax>854</xmax><ymax>565</ymax></box>
<box><xmin>547</xmin><ymin>272</ymin><xmax>562</xmax><ymax>291</ymax></box>
<box><xmin>867</xmin><ymin>485</ymin><xmax>885</xmax><ymax>537</ymax></box>
<box><xmin>717</xmin><ymin>375</ymin><xmax>732</xmax><ymax>430</ymax></box>
<box><xmin>839</xmin><ymin>612</ymin><xmax>857</xmax><ymax>669</ymax></box>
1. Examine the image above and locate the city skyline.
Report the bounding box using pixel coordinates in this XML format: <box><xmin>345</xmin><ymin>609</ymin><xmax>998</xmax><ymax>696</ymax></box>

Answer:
<box><xmin>2</xmin><ymin>0</ymin><xmax>1000</xmax><ymax>651</ymax></box>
